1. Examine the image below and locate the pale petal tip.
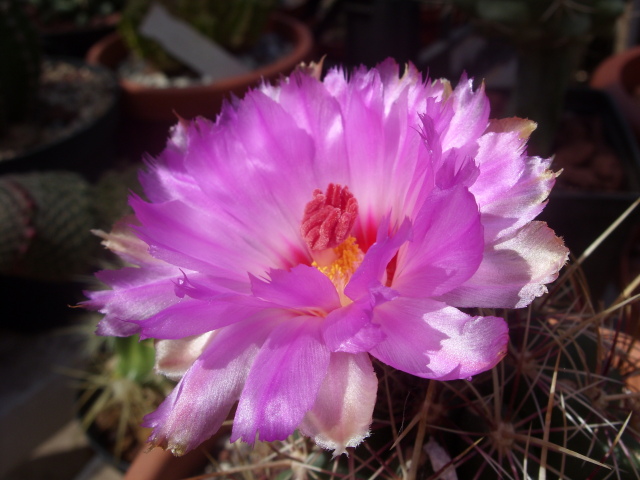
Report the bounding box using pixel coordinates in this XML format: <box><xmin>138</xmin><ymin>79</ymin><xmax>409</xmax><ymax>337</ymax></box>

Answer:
<box><xmin>295</xmin><ymin>57</ymin><xmax>326</xmax><ymax>80</ymax></box>
<box><xmin>487</xmin><ymin>117</ymin><xmax>537</xmax><ymax>140</ymax></box>
<box><xmin>309</xmin><ymin>429</ymin><xmax>370</xmax><ymax>457</ymax></box>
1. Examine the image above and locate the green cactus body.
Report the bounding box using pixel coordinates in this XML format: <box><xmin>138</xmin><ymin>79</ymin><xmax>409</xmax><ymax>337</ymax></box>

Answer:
<box><xmin>0</xmin><ymin>0</ymin><xmax>42</xmax><ymax>132</ymax></box>
<box><xmin>0</xmin><ymin>171</ymin><xmax>96</xmax><ymax>281</ymax></box>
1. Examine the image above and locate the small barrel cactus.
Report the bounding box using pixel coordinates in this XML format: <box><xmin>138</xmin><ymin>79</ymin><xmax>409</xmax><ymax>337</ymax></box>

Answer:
<box><xmin>0</xmin><ymin>171</ymin><xmax>97</xmax><ymax>281</ymax></box>
<box><xmin>0</xmin><ymin>166</ymin><xmax>142</xmax><ymax>282</ymax></box>
<box><xmin>0</xmin><ymin>0</ymin><xmax>42</xmax><ymax>132</ymax></box>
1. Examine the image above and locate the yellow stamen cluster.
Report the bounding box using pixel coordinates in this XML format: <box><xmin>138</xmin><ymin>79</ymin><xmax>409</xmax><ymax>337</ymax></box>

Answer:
<box><xmin>313</xmin><ymin>236</ymin><xmax>363</xmax><ymax>304</ymax></box>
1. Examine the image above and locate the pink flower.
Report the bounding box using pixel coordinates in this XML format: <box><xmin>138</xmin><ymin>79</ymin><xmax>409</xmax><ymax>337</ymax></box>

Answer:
<box><xmin>86</xmin><ymin>60</ymin><xmax>568</xmax><ymax>456</ymax></box>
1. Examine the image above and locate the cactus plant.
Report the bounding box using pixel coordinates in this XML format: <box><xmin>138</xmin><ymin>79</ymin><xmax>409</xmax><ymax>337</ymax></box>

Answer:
<box><xmin>72</xmin><ymin>332</ymin><xmax>173</xmax><ymax>463</ymax></box>
<box><xmin>177</xmin><ymin>263</ymin><xmax>640</xmax><ymax>479</ymax></box>
<box><xmin>450</xmin><ymin>0</ymin><xmax>626</xmax><ymax>156</ymax></box>
<box><xmin>0</xmin><ymin>171</ymin><xmax>97</xmax><ymax>280</ymax></box>
<box><xmin>0</xmin><ymin>0</ymin><xmax>42</xmax><ymax>133</ymax></box>
<box><xmin>0</xmin><ymin>166</ymin><xmax>142</xmax><ymax>282</ymax></box>
<box><xmin>118</xmin><ymin>0</ymin><xmax>277</xmax><ymax>74</ymax></box>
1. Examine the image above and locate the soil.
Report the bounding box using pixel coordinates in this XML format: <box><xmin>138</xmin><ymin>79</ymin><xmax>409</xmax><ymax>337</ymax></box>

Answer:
<box><xmin>0</xmin><ymin>59</ymin><xmax>116</xmax><ymax>162</ymax></box>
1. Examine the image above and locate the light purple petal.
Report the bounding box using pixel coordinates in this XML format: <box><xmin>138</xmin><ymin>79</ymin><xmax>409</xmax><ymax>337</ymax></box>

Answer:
<box><xmin>322</xmin><ymin>299</ymin><xmax>385</xmax><ymax>353</ymax></box>
<box><xmin>299</xmin><ymin>352</ymin><xmax>377</xmax><ymax>455</ymax></box>
<box><xmin>250</xmin><ymin>264</ymin><xmax>341</xmax><ymax>313</ymax></box>
<box><xmin>143</xmin><ymin>316</ymin><xmax>275</xmax><ymax>455</ymax></box>
<box><xmin>438</xmin><ymin>221</ymin><xmax>569</xmax><ymax>308</ymax></box>
<box><xmin>470</xmin><ymin>119</ymin><xmax>557</xmax><ymax>240</ymax></box>
<box><xmin>441</xmin><ymin>76</ymin><xmax>490</xmax><ymax>151</ymax></box>
<box><xmin>267</xmin><ymin>69</ymin><xmax>351</xmax><ymax>185</ymax></box>
<box><xmin>393</xmin><ymin>185</ymin><xmax>484</xmax><ymax>297</ymax></box>
<box><xmin>154</xmin><ymin>332</ymin><xmax>215</xmax><ymax>381</ymax></box>
<box><xmin>345</xmin><ymin>217</ymin><xmax>411</xmax><ymax>301</ymax></box>
<box><xmin>181</xmin><ymin>92</ymin><xmax>318</xmax><ymax>264</ymax></box>
<box><xmin>87</xmin><ymin>265</ymin><xmax>182</xmax><ymax>337</ymax></box>
<box><xmin>232</xmin><ymin>316</ymin><xmax>330</xmax><ymax>443</ymax></box>
<box><xmin>370</xmin><ymin>297</ymin><xmax>508</xmax><ymax>380</ymax></box>
<box><xmin>134</xmin><ymin>295</ymin><xmax>268</xmax><ymax>340</ymax></box>
<box><xmin>322</xmin><ymin>63</ymin><xmax>436</xmax><ymax>245</ymax></box>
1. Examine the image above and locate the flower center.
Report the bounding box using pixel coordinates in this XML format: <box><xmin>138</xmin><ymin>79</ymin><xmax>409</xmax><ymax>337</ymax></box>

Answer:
<box><xmin>302</xmin><ymin>184</ymin><xmax>363</xmax><ymax>304</ymax></box>
<box><xmin>313</xmin><ymin>236</ymin><xmax>363</xmax><ymax>294</ymax></box>
<box><xmin>300</xmin><ymin>183</ymin><xmax>358</xmax><ymax>251</ymax></box>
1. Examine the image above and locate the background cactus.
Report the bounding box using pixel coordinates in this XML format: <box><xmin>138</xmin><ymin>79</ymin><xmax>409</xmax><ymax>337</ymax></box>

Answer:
<box><xmin>450</xmin><ymin>0</ymin><xmax>626</xmax><ymax>156</ymax></box>
<box><xmin>0</xmin><ymin>165</ymin><xmax>141</xmax><ymax>282</ymax></box>
<box><xmin>0</xmin><ymin>0</ymin><xmax>42</xmax><ymax>133</ymax></box>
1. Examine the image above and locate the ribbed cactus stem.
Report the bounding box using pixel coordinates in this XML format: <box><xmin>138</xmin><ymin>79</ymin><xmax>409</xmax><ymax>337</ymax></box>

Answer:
<box><xmin>0</xmin><ymin>171</ymin><xmax>97</xmax><ymax>281</ymax></box>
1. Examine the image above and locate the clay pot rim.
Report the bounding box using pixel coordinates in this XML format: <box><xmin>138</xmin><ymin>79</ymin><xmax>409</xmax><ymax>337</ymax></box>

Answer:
<box><xmin>591</xmin><ymin>45</ymin><xmax>640</xmax><ymax>95</ymax></box>
<box><xmin>86</xmin><ymin>12</ymin><xmax>313</xmax><ymax>97</ymax></box>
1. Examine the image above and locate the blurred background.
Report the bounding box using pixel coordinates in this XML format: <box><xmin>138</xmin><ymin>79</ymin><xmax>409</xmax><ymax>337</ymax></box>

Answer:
<box><xmin>1</xmin><ymin>1</ymin><xmax>640</xmax><ymax>479</ymax></box>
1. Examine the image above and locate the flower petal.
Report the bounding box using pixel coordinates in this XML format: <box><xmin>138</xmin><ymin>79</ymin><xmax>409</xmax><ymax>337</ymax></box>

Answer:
<box><xmin>438</xmin><ymin>221</ymin><xmax>569</xmax><ymax>308</ymax></box>
<box><xmin>441</xmin><ymin>76</ymin><xmax>490</xmax><ymax>151</ymax></box>
<box><xmin>345</xmin><ymin>217</ymin><xmax>411</xmax><ymax>301</ymax></box>
<box><xmin>87</xmin><ymin>265</ymin><xmax>182</xmax><ymax>337</ymax></box>
<box><xmin>471</xmin><ymin>122</ymin><xmax>557</xmax><ymax>240</ymax></box>
<box><xmin>322</xmin><ymin>299</ymin><xmax>385</xmax><ymax>353</ymax></box>
<box><xmin>154</xmin><ymin>332</ymin><xmax>215</xmax><ymax>381</ymax></box>
<box><xmin>182</xmin><ymin>92</ymin><xmax>318</xmax><ymax>265</ymax></box>
<box><xmin>134</xmin><ymin>295</ymin><xmax>268</xmax><ymax>340</ymax></box>
<box><xmin>299</xmin><ymin>352</ymin><xmax>377</xmax><ymax>455</ymax></box>
<box><xmin>370</xmin><ymin>297</ymin><xmax>508</xmax><ymax>380</ymax></box>
<box><xmin>232</xmin><ymin>316</ymin><xmax>330</xmax><ymax>443</ymax></box>
<box><xmin>143</xmin><ymin>316</ymin><xmax>274</xmax><ymax>455</ymax></box>
<box><xmin>250</xmin><ymin>264</ymin><xmax>341</xmax><ymax>313</ymax></box>
<box><xmin>393</xmin><ymin>185</ymin><xmax>484</xmax><ymax>297</ymax></box>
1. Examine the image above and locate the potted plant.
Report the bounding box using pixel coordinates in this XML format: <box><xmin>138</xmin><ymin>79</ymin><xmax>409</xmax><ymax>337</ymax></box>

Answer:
<box><xmin>120</xmin><ymin>260</ymin><xmax>640</xmax><ymax>478</ymax></box>
<box><xmin>86</xmin><ymin>0</ymin><xmax>313</xmax><ymax>156</ymax></box>
<box><xmin>73</xmin><ymin>333</ymin><xmax>174</xmax><ymax>470</ymax></box>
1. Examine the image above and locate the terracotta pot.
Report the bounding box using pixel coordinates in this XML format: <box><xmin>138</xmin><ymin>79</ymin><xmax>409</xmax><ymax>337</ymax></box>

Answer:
<box><xmin>86</xmin><ymin>12</ymin><xmax>313</xmax><ymax>122</ymax></box>
<box><xmin>600</xmin><ymin>328</ymin><xmax>640</xmax><ymax>391</ymax></box>
<box><xmin>591</xmin><ymin>45</ymin><xmax>640</xmax><ymax>141</ymax></box>
<box><xmin>123</xmin><ymin>431</ymin><xmax>228</xmax><ymax>480</ymax></box>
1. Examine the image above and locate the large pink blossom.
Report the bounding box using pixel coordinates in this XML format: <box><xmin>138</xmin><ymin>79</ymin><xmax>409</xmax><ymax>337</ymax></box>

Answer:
<box><xmin>86</xmin><ymin>60</ymin><xmax>568</xmax><ymax>456</ymax></box>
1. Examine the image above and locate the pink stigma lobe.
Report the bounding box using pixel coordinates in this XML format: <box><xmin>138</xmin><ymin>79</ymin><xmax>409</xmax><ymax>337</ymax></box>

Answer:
<box><xmin>301</xmin><ymin>184</ymin><xmax>358</xmax><ymax>251</ymax></box>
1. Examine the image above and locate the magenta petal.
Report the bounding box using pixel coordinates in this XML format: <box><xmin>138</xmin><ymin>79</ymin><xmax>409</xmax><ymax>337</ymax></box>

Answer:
<box><xmin>143</xmin><ymin>316</ymin><xmax>274</xmax><ymax>455</ymax></box>
<box><xmin>439</xmin><ymin>221</ymin><xmax>569</xmax><ymax>308</ymax></box>
<box><xmin>345</xmin><ymin>217</ymin><xmax>411</xmax><ymax>301</ymax></box>
<box><xmin>441</xmin><ymin>76</ymin><xmax>490</xmax><ymax>150</ymax></box>
<box><xmin>299</xmin><ymin>352</ymin><xmax>377</xmax><ymax>455</ymax></box>
<box><xmin>322</xmin><ymin>300</ymin><xmax>386</xmax><ymax>353</ymax></box>
<box><xmin>87</xmin><ymin>265</ymin><xmax>182</xmax><ymax>337</ymax></box>
<box><xmin>232</xmin><ymin>316</ymin><xmax>330</xmax><ymax>443</ymax></box>
<box><xmin>370</xmin><ymin>297</ymin><xmax>508</xmax><ymax>380</ymax></box>
<box><xmin>250</xmin><ymin>265</ymin><xmax>341</xmax><ymax>313</ymax></box>
<box><xmin>134</xmin><ymin>295</ymin><xmax>267</xmax><ymax>340</ymax></box>
<box><xmin>393</xmin><ymin>185</ymin><xmax>484</xmax><ymax>297</ymax></box>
